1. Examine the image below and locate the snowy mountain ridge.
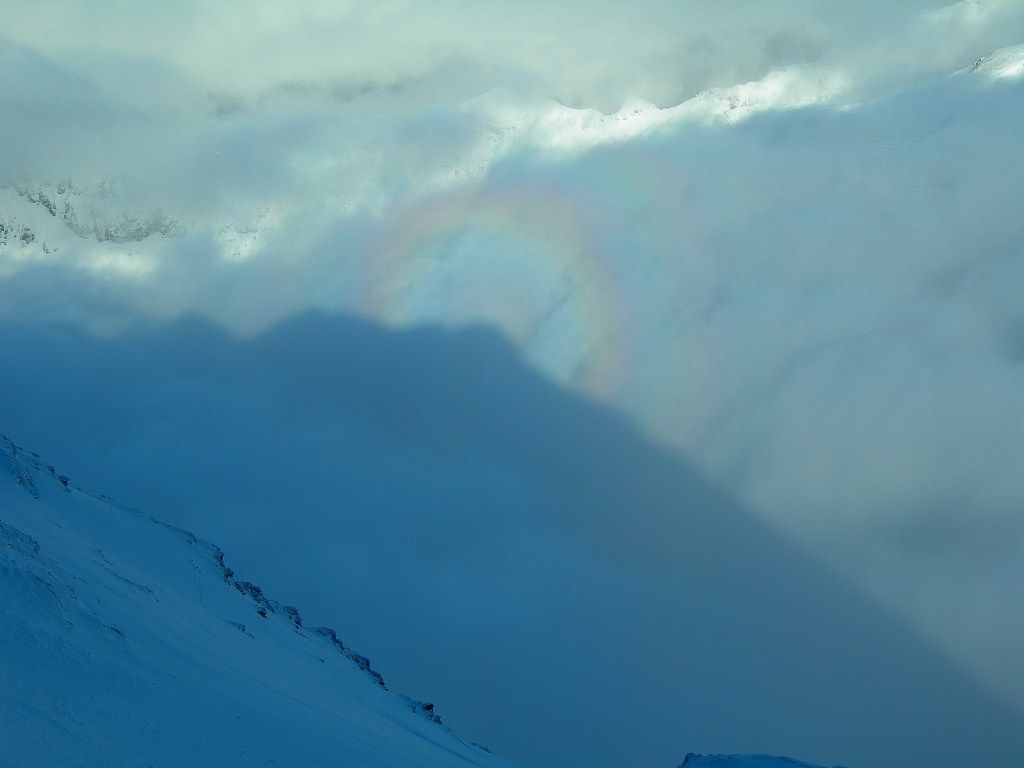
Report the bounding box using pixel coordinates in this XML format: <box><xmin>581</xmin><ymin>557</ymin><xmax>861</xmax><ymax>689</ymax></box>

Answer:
<box><xmin>0</xmin><ymin>432</ymin><xmax>508</xmax><ymax>767</ymax></box>
<box><xmin>964</xmin><ymin>44</ymin><xmax>1024</xmax><ymax>79</ymax></box>
<box><xmin>1</xmin><ymin>432</ymin><xmax>393</xmax><ymax>695</ymax></box>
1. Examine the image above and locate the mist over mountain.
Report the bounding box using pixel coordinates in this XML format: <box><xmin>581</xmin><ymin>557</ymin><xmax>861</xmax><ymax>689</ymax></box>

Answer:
<box><xmin>2</xmin><ymin>2</ymin><xmax>1023</xmax><ymax>767</ymax></box>
<box><xmin>2</xmin><ymin>313</ymin><xmax>1021</xmax><ymax>768</ymax></box>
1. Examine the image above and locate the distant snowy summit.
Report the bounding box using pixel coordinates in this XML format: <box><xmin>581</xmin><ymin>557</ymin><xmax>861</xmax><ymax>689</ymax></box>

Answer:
<box><xmin>679</xmin><ymin>755</ymin><xmax>847</xmax><ymax>768</ymax></box>
<box><xmin>965</xmin><ymin>44</ymin><xmax>1024</xmax><ymax>79</ymax></box>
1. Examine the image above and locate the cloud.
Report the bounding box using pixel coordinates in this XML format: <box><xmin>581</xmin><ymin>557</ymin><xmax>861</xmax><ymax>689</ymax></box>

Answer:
<box><xmin>3</xmin><ymin>1</ymin><xmax>1024</xmax><ymax>111</ymax></box>
<box><xmin>2</xmin><ymin>3</ymin><xmax>1024</xmax><ymax>763</ymax></box>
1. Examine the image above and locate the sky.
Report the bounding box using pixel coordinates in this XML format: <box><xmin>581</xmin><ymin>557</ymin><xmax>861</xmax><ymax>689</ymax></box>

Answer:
<box><xmin>1</xmin><ymin>2</ymin><xmax>1024</xmax><ymax>767</ymax></box>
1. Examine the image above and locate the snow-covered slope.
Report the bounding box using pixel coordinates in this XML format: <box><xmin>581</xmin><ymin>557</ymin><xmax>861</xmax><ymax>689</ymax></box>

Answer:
<box><xmin>0</xmin><ymin>433</ymin><xmax>516</xmax><ymax>768</ymax></box>
<box><xmin>0</xmin><ymin>431</ymin><xmax>846</xmax><ymax>768</ymax></box>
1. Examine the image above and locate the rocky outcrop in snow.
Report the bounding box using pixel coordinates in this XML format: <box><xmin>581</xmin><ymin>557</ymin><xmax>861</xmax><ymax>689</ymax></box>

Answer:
<box><xmin>1</xmin><ymin>432</ymin><xmax>482</xmax><ymax>768</ymax></box>
<box><xmin>965</xmin><ymin>44</ymin><xmax>1024</xmax><ymax>79</ymax></box>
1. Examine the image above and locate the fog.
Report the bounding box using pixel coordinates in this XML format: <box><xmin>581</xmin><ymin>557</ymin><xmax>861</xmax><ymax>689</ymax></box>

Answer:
<box><xmin>1</xmin><ymin>3</ymin><xmax>1023</xmax><ymax>766</ymax></box>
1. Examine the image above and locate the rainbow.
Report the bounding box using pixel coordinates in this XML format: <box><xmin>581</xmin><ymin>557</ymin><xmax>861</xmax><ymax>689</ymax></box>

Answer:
<box><xmin>351</xmin><ymin>183</ymin><xmax>630</xmax><ymax>400</ymax></box>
